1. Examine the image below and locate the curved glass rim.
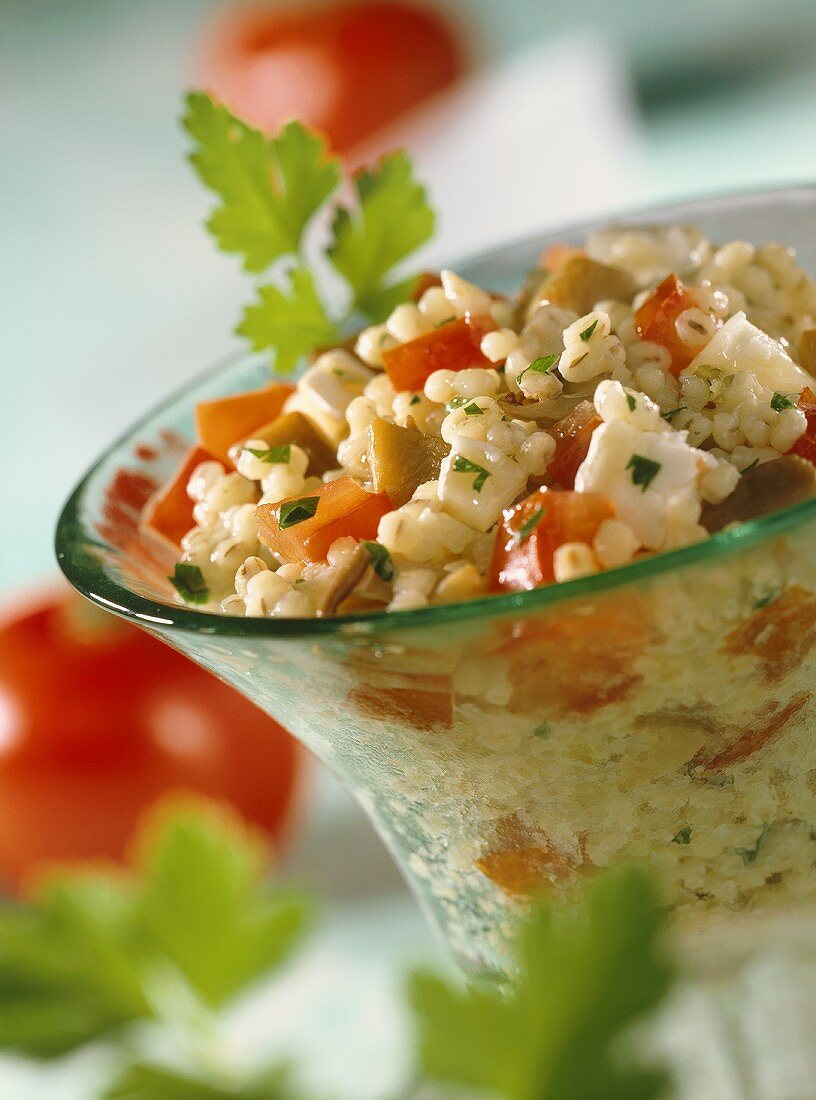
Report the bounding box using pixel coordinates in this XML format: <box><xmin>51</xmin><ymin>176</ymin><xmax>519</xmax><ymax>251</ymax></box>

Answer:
<box><xmin>56</xmin><ymin>181</ymin><xmax>816</xmax><ymax>638</ymax></box>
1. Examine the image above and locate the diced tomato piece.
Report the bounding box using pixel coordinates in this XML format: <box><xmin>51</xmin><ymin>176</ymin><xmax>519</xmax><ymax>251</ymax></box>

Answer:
<box><xmin>195</xmin><ymin>382</ymin><xmax>295</xmax><ymax>464</ymax></box>
<box><xmin>142</xmin><ymin>446</ymin><xmax>214</xmax><ymax>547</ymax></box>
<box><xmin>546</xmin><ymin>401</ymin><xmax>602</xmax><ymax>489</ymax></box>
<box><xmin>634</xmin><ymin>274</ymin><xmax>705</xmax><ymax>375</ymax></box>
<box><xmin>790</xmin><ymin>386</ymin><xmax>816</xmax><ymax>465</ymax></box>
<box><xmin>382</xmin><ymin>314</ymin><xmax>496</xmax><ymax>392</ymax></box>
<box><xmin>490</xmin><ymin>487</ymin><xmax>615</xmax><ymax>593</ymax></box>
<box><xmin>411</xmin><ymin>271</ymin><xmax>443</xmax><ymax>301</ymax></box>
<box><xmin>257</xmin><ymin>476</ymin><xmax>391</xmax><ymax>563</ymax></box>
<box><xmin>539</xmin><ymin>242</ymin><xmax>585</xmax><ymax>273</ymax></box>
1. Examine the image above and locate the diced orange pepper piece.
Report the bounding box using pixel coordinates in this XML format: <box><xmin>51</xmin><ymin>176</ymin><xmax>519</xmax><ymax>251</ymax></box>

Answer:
<box><xmin>382</xmin><ymin>314</ymin><xmax>496</xmax><ymax>392</ymax></box>
<box><xmin>195</xmin><ymin>382</ymin><xmax>295</xmax><ymax>464</ymax></box>
<box><xmin>633</xmin><ymin>273</ymin><xmax>704</xmax><ymax>375</ymax></box>
<box><xmin>490</xmin><ymin>487</ymin><xmax>615</xmax><ymax>593</ymax></box>
<box><xmin>546</xmin><ymin>401</ymin><xmax>602</xmax><ymax>489</ymax></box>
<box><xmin>142</xmin><ymin>446</ymin><xmax>214</xmax><ymax>547</ymax></box>
<box><xmin>257</xmin><ymin>476</ymin><xmax>391</xmax><ymax>564</ymax></box>
<box><xmin>790</xmin><ymin>386</ymin><xmax>816</xmax><ymax>465</ymax></box>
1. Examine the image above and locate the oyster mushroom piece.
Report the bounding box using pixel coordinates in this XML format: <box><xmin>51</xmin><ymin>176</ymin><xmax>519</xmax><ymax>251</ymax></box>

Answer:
<box><xmin>318</xmin><ymin>544</ymin><xmax>371</xmax><ymax>617</ymax></box>
<box><xmin>525</xmin><ymin>256</ymin><xmax>637</xmax><ymax>318</ymax></box>
<box><xmin>367</xmin><ymin>419</ymin><xmax>449</xmax><ymax>506</ymax></box>
<box><xmin>701</xmin><ymin>455</ymin><xmax>816</xmax><ymax>534</ymax></box>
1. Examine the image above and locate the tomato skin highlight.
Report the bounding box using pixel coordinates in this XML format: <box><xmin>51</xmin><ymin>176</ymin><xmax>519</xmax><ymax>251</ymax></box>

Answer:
<box><xmin>790</xmin><ymin>386</ymin><xmax>816</xmax><ymax>465</ymax></box>
<box><xmin>490</xmin><ymin>488</ymin><xmax>615</xmax><ymax>592</ymax></box>
<box><xmin>633</xmin><ymin>274</ymin><xmax>702</xmax><ymax>375</ymax></box>
<box><xmin>382</xmin><ymin>314</ymin><xmax>496</xmax><ymax>392</ymax></box>
<box><xmin>0</xmin><ymin>594</ymin><xmax>301</xmax><ymax>892</ymax></box>
<box><xmin>546</xmin><ymin>401</ymin><xmax>602</xmax><ymax>490</ymax></box>
<box><xmin>257</xmin><ymin>476</ymin><xmax>391</xmax><ymax>563</ymax></box>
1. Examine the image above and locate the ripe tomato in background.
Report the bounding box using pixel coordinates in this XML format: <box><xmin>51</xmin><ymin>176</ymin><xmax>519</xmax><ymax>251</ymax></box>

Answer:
<box><xmin>198</xmin><ymin>0</ymin><xmax>466</xmax><ymax>153</ymax></box>
<box><xmin>0</xmin><ymin>592</ymin><xmax>301</xmax><ymax>891</ymax></box>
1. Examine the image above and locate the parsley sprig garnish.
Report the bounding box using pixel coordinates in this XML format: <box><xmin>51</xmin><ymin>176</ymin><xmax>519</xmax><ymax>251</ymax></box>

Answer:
<box><xmin>452</xmin><ymin>455</ymin><xmax>491</xmax><ymax>492</ymax></box>
<box><xmin>183</xmin><ymin>93</ymin><xmax>435</xmax><ymax>374</ymax></box>
<box><xmin>627</xmin><ymin>454</ymin><xmax>661</xmax><ymax>492</ymax></box>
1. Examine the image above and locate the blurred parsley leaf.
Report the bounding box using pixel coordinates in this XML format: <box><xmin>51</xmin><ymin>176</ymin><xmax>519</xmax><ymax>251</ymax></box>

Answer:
<box><xmin>409</xmin><ymin>865</ymin><xmax>672</xmax><ymax>1100</ymax></box>
<box><xmin>237</xmin><ymin>266</ymin><xmax>341</xmax><ymax>374</ymax></box>
<box><xmin>328</xmin><ymin>152</ymin><xmax>435</xmax><ymax>319</ymax></box>
<box><xmin>0</xmin><ymin>799</ymin><xmax>313</xmax><ymax>1058</ymax></box>
<box><xmin>183</xmin><ymin>93</ymin><xmax>341</xmax><ymax>273</ymax></box>
<box><xmin>136</xmin><ymin>801</ymin><xmax>314</xmax><ymax>1007</ymax></box>
<box><xmin>104</xmin><ymin>1062</ymin><xmax>291</xmax><ymax>1099</ymax></box>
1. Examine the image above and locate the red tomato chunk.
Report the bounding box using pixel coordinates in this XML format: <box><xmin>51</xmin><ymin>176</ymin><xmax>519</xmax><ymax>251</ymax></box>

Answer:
<box><xmin>634</xmin><ymin>274</ymin><xmax>704</xmax><ymax>375</ymax></box>
<box><xmin>382</xmin><ymin>314</ymin><xmax>496</xmax><ymax>392</ymax></box>
<box><xmin>490</xmin><ymin>488</ymin><xmax>615</xmax><ymax>592</ymax></box>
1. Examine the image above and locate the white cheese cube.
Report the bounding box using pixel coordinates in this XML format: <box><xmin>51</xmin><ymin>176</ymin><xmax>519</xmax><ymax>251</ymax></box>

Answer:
<box><xmin>285</xmin><ymin>350</ymin><xmax>373</xmax><ymax>445</ymax></box>
<box><xmin>684</xmin><ymin>312</ymin><xmax>815</xmax><ymax>394</ymax></box>
<box><xmin>439</xmin><ymin>436</ymin><xmax>526</xmax><ymax>533</ymax></box>
<box><xmin>575</xmin><ymin>419</ymin><xmax>715</xmax><ymax>550</ymax></box>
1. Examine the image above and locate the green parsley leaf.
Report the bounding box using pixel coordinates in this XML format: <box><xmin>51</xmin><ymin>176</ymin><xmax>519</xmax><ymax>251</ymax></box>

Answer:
<box><xmin>463</xmin><ymin>402</ymin><xmax>484</xmax><ymax>416</ymax></box>
<box><xmin>580</xmin><ymin>319</ymin><xmax>599</xmax><ymax>342</ymax></box>
<box><xmin>446</xmin><ymin>395</ymin><xmax>468</xmax><ymax>411</ymax></box>
<box><xmin>328</xmin><ymin>151</ymin><xmax>435</xmax><ymax>320</ymax></box>
<box><xmin>771</xmin><ymin>392</ymin><xmax>796</xmax><ymax>411</ymax></box>
<box><xmin>452</xmin><ymin>455</ymin><xmax>490</xmax><ymax>492</ymax></box>
<box><xmin>245</xmin><ymin>444</ymin><xmax>291</xmax><ymax>464</ymax></box>
<box><xmin>104</xmin><ymin>1062</ymin><xmax>290</xmax><ymax>1100</ymax></box>
<box><xmin>237</xmin><ymin>266</ymin><xmax>340</xmax><ymax>374</ymax></box>
<box><xmin>732</xmin><ymin>823</ymin><xmax>772</xmax><ymax>866</ymax></box>
<box><xmin>672</xmin><ymin>826</ymin><xmax>692</xmax><ymax>845</ymax></box>
<box><xmin>661</xmin><ymin>406</ymin><xmax>686</xmax><ymax>422</ymax></box>
<box><xmin>137</xmin><ymin>801</ymin><xmax>313</xmax><ymax>1007</ymax></box>
<box><xmin>626</xmin><ymin>394</ymin><xmax>637</xmax><ymax>412</ymax></box>
<box><xmin>409</xmin><ymin>395</ymin><xmax>421</xmax><ymax>406</ymax></box>
<box><xmin>361</xmin><ymin>540</ymin><xmax>394</xmax><ymax>582</ymax></box>
<box><xmin>409</xmin><ymin>865</ymin><xmax>672</xmax><ymax>1100</ymax></box>
<box><xmin>278</xmin><ymin>496</ymin><xmax>319</xmax><ymax>529</ymax></box>
<box><xmin>517</xmin><ymin>353</ymin><xmax>559</xmax><ymax>386</ymax></box>
<box><xmin>168</xmin><ymin>563</ymin><xmax>209</xmax><ymax>605</ymax></box>
<box><xmin>183</xmin><ymin>94</ymin><xmax>340</xmax><ymax>275</ymax></box>
<box><xmin>626</xmin><ymin>454</ymin><xmax>661</xmax><ymax>492</ymax></box>
<box><xmin>741</xmin><ymin>457</ymin><xmax>760</xmax><ymax>475</ymax></box>
<box><xmin>183</xmin><ymin>93</ymin><xmax>340</xmax><ymax>273</ymax></box>
<box><xmin>515</xmin><ymin>506</ymin><xmax>547</xmax><ymax>544</ymax></box>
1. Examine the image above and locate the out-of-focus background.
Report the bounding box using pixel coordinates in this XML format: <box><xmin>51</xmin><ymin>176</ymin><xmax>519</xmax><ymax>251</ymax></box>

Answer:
<box><xmin>2</xmin><ymin>1</ymin><xmax>816</xmax><ymax>1095</ymax></box>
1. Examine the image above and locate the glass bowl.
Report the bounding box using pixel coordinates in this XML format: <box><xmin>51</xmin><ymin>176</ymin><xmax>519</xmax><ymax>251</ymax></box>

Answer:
<box><xmin>57</xmin><ymin>184</ymin><xmax>816</xmax><ymax>976</ymax></box>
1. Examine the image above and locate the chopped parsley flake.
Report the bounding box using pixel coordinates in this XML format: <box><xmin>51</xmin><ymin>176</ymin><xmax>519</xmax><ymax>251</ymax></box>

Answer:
<box><xmin>580</xmin><ymin>319</ymin><xmax>599</xmax><ymax>342</ymax></box>
<box><xmin>661</xmin><ymin>406</ymin><xmax>686</xmax><ymax>422</ymax></box>
<box><xmin>410</xmin><ymin>395</ymin><xmax>421</xmax><ymax>406</ymax></box>
<box><xmin>516</xmin><ymin>353</ymin><xmax>559</xmax><ymax>386</ymax></box>
<box><xmin>168</xmin><ymin>562</ymin><xmax>209</xmax><ymax>605</ymax></box>
<box><xmin>447</xmin><ymin>395</ymin><xmax>467</xmax><ymax>411</ymax></box>
<box><xmin>732</xmin><ymin>823</ymin><xmax>772</xmax><ymax>865</ymax></box>
<box><xmin>245</xmin><ymin>443</ymin><xmax>291</xmax><ymax>464</ymax></box>
<box><xmin>626</xmin><ymin>454</ymin><xmax>661</xmax><ymax>492</ymax></box>
<box><xmin>279</xmin><ymin>495</ymin><xmax>319</xmax><ymax>528</ymax></box>
<box><xmin>361</xmin><ymin>540</ymin><xmax>394</xmax><ymax>582</ymax></box>
<box><xmin>626</xmin><ymin>394</ymin><xmax>636</xmax><ymax>412</ymax></box>
<box><xmin>515</xmin><ymin>506</ymin><xmax>547</xmax><ymax>543</ymax></box>
<box><xmin>771</xmin><ymin>391</ymin><xmax>796</xmax><ymax>411</ymax></box>
<box><xmin>452</xmin><ymin>455</ymin><xmax>490</xmax><ymax>492</ymax></box>
<box><xmin>531</xmin><ymin>721</ymin><xmax>551</xmax><ymax>739</ymax></box>
<box><xmin>741</xmin><ymin>457</ymin><xmax>760</xmax><ymax>475</ymax></box>
<box><xmin>672</xmin><ymin>826</ymin><xmax>692</xmax><ymax>845</ymax></box>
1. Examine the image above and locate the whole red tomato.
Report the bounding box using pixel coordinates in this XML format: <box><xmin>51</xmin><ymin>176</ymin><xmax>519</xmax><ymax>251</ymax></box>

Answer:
<box><xmin>198</xmin><ymin>0</ymin><xmax>465</xmax><ymax>153</ymax></box>
<box><xmin>0</xmin><ymin>592</ymin><xmax>301</xmax><ymax>891</ymax></box>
